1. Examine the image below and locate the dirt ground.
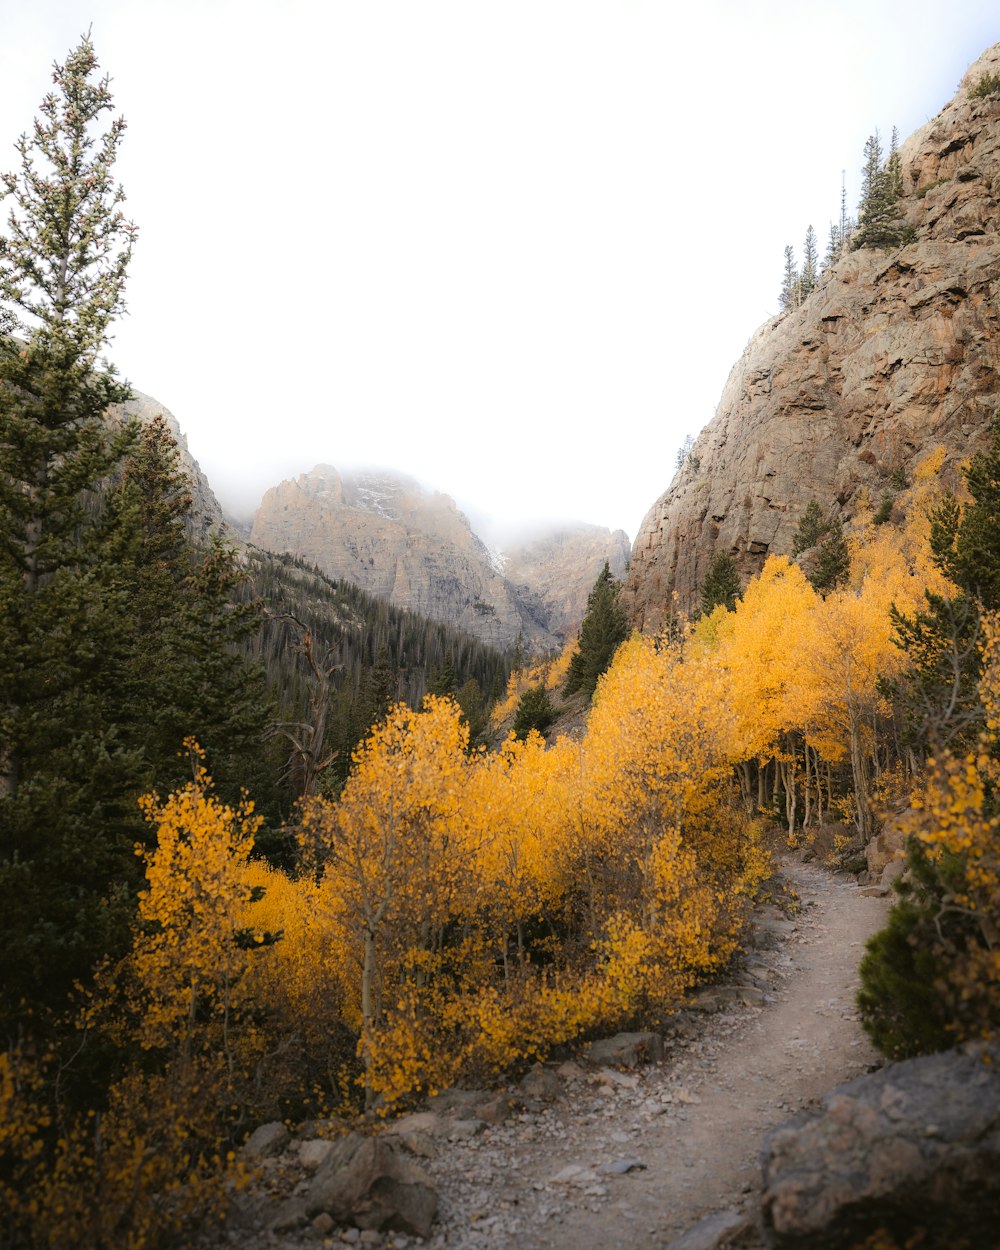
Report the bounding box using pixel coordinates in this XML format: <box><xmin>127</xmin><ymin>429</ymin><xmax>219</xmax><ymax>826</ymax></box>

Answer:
<box><xmin>420</xmin><ymin>856</ymin><xmax>890</xmax><ymax>1249</ymax></box>
<box><xmin>213</xmin><ymin>856</ymin><xmax>890</xmax><ymax>1250</ymax></box>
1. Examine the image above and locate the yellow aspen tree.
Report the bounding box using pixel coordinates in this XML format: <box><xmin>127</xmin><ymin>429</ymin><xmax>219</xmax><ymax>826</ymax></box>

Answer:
<box><xmin>300</xmin><ymin>696</ymin><xmax>477</xmax><ymax>1106</ymax></box>
<box><xmin>132</xmin><ymin>741</ymin><xmax>264</xmax><ymax>1075</ymax></box>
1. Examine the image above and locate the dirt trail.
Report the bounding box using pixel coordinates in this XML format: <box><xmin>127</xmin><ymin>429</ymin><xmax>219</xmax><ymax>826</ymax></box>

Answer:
<box><xmin>423</xmin><ymin>859</ymin><xmax>890</xmax><ymax>1249</ymax></box>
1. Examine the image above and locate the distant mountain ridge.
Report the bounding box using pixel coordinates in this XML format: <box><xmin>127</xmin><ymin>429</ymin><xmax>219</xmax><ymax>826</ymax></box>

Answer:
<box><xmin>114</xmin><ymin>394</ymin><xmax>632</xmax><ymax>654</ymax></box>
<box><xmin>250</xmin><ymin>463</ymin><xmax>630</xmax><ymax>651</ymax></box>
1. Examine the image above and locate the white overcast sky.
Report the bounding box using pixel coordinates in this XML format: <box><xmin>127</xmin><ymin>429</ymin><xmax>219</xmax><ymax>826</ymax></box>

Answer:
<box><xmin>2</xmin><ymin>2</ymin><xmax>998</xmax><ymax>545</ymax></box>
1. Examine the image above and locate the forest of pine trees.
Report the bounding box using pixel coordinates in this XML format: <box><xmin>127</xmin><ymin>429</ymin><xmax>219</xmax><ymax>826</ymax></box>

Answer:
<box><xmin>3</xmin><ymin>35</ymin><xmax>1000</xmax><ymax>1250</ymax></box>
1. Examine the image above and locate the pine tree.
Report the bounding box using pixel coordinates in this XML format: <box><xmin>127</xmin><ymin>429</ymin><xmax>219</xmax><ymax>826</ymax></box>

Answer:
<box><xmin>428</xmin><ymin>649</ymin><xmax>457</xmax><ymax>696</ymax></box>
<box><xmin>823</xmin><ymin>221</ymin><xmax>842</xmax><ymax>271</ymax></box>
<box><xmin>563</xmin><ymin>562</ymin><xmax>630</xmax><ymax>701</ymax></box>
<box><xmin>100</xmin><ymin>416</ymin><xmax>269</xmax><ymax>799</ymax></box>
<box><xmin>779</xmin><ymin>245</ymin><xmax>800</xmax><ymax>311</ymax></box>
<box><xmin>853</xmin><ymin>128</ymin><xmax>915</xmax><ymax>251</ymax></box>
<box><xmin>699</xmin><ymin>552</ymin><xmax>741</xmax><ymax>615</ymax></box>
<box><xmin>0</xmin><ymin>38</ymin><xmax>269</xmax><ymax>1034</ymax></box>
<box><xmin>791</xmin><ymin>499</ymin><xmax>829</xmax><ymax>556</ymax></box>
<box><xmin>839</xmin><ymin>169</ymin><xmax>851</xmax><ymax>253</ymax></box>
<box><xmin>0</xmin><ymin>35</ymin><xmax>142</xmax><ymax>1028</ymax></box>
<box><xmin>929</xmin><ymin>420</ymin><xmax>1000</xmax><ymax>610</ymax></box>
<box><xmin>809</xmin><ymin>521</ymin><xmax>850</xmax><ymax>593</ymax></box>
<box><xmin>513</xmin><ymin>685</ymin><xmax>557</xmax><ymax>740</ymax></box>
<box><xmin>800</xmin><ymin>225</ymin><xmax>818</xmax><ymax>299</ymax></box>
<box><xmin>456</xmin><ymin>676</ymin><xmax>489</xmax><ymax>745</ymax></box>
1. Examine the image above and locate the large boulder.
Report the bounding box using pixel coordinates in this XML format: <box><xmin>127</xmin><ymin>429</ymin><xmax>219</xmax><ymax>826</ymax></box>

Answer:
<box><xmin>582</xmin><ymin>1031</ymin><xmax>665</xmax><ymax>1068</ymax></box>
<box><xmin>761</xmin><ymin>1043</ymin><xmax>1000</xmax><ymax>1247</ymax></box>
<box><xmin>305</xmin><ymin>1131</ymin><xmax>438</xmax><ymax>1238</ymax></box>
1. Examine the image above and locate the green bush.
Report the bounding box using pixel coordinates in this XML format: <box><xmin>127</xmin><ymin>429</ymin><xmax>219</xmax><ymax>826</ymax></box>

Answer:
<box><xmin>857</xmin><ymin>839</ymin><xmax>981</xmax><ymax>1059</ymax></box>
<box><xmin>970</xmin><ymin>70</ymin><xmax>1000</xmax><ymax>100</ymax></box>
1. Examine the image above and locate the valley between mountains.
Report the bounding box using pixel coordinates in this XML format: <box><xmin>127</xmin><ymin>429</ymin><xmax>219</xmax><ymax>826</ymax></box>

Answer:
<box><xmin>212</xmin><ymin>857</ymin><xmax>888</xmax><ymax>1250</ymax></box>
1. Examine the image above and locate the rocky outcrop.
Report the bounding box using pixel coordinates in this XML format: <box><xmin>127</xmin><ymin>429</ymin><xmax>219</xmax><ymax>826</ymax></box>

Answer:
<box><xmin>107</xmin><ymin>389</ymin><xmax>226</xmax><ymax>538</ymax></box>
<box><xmin>761</xmin><ymin>1042</ymin><xmax>1000</xmax><ymax>1248</ymax></box>
<box><xmin>251</xmin><ymin>466</ymin><xmax>631</xmax><ymax>651</ymax></box>
<box><xmin>625</xmin><ymin>43</ymin><xmax>1000</xmax><ymax>629</ymax></box>
<box><xmin>502</xmin><ymin>524</ymin><xmax>631</xmax><ymax>640</ymax></box>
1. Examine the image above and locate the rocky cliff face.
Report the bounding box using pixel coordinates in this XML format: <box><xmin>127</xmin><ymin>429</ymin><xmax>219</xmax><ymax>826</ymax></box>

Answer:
<box><xmin>625</xmin><ymin>43</ymin><xmax>1000</xmax><ymax>631</ymax></box>
<box><xmin>250</xmin><ymin>466</ymin><xmax>546</xmax><ymax>650</ymax></box>
<box><xmin>250</xmin><ymin>466</ymin><xmax>629</xmax><ymax>651</ymax></box>
<box><xmin>502</xmin><ymin>525</ymin><xmax>631</xmax><ymax>641</ymax></box>
<box><xmin>107</xmin><ymin>389</ymin><xmax>226</xmax><ymax>538</ymax></box>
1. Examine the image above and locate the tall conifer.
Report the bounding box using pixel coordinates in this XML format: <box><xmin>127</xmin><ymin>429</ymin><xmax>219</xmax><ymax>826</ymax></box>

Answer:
<box><xmin>563</xmin><ymin>562</ymin><xmax>630</xmax><ymax>701</ymax></box>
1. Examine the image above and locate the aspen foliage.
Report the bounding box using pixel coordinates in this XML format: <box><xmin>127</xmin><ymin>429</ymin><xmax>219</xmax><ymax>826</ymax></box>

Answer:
<box><xmin>15</xmin><ymin>437</ymin><xmax>999</xmax><ymax>1241</ymax></box>
<box><xmin>490</xmin><ymin>638</ymin><xmax>578</xmax><ymax>729</ymax></box>
<box><xmin>0</xmin><ymin>750</ymin><xmax>271</xmax><ymax>1250</ymax></box>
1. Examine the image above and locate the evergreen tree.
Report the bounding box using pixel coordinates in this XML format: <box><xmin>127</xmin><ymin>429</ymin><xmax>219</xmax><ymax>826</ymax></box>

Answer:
<box><xmin>853</xmin><ymin>128</ymin><xmax>915</xmax><ymax>251</ymax></box>
<box><xmin>800</xmin><ymin>225</ymin><xmax>818</xmax><ymax>299</ymax></box>
<box><xmin>699</xmin><ymin>552</ymin><xmax>741</xmax><ymax>615</ymax></box>
<box><xmin>356</xmin><ymin>645</ymin><xmax>398</xmax><ymax>735</ymax></box>
<box><xmin>885</xmin><ymin>418</ymin><xmax>1000</xmax><ymax>754</ymax></box>
<box><xmin>839</xmin><ymin>169</ymin><xmax>852</xmax><ymax>252</ymax></box>
<box><xmin>0</xmin><ymin>36</ymin><xmax>143</xmax><ymax>1027</ymax></box>
<box><xmin>513</xmin><ymin>685</ymin><xmax>557</xmax><ymax>741</ymax></box>
<box><xmin>791</xmin><ymin>499</ymin><xmax>829</xmax><ymax>556</ymax></box>
<box><xmin>563</xmin><ymin>562</ymin><xmax>630</xmax><ymax>701</ymax></box>
<box><xmin>428</xmin><ymin>649</ymin><xmax>457</xmax><ymax>696</ymax></box>
<box><xmin>456</xmin><ymin>677</ymin><xmax>489</xmax><ymax>746</ymax></box>
<box><xmin>887</xmin><ymin>125</ymin><xmax>904</xmax><ymax>198</ymax></box>
<box><xmin>928</xmin><ymin>423</ymin><xmax>1000</xmax><ymax>610</ymax></box>
<box><xmin>779</xmin><ymin>245</ymin><xmax>800</xmax><ymax>311</ymax></box>
<box><xmin>809</xmin><ymin>521</ymin><xmax>850</xmax><ymax>593</ymax></box>
<box><xmin>823</xmin><ymin>221</ymin><xmax>842</xmax><ymax>271</ymax></box>
<box><xmin>100</xmin><ymin>416</ymin><xmax>269</xmax><ymax>799</ymax></box>
<box><xmin>0</xmin><ymin>37</ymin><xmax>269</xmax><ymax>1034</ymax></box>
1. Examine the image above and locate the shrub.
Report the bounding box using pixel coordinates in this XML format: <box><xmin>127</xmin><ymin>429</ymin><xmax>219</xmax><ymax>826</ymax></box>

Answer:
<box><xmin>970</xmin><ymin>70</ymin><xmax>1000</xmax><ymax>99</ymax></box>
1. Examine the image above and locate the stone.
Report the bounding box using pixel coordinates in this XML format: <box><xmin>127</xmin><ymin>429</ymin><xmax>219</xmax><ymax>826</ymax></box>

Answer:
<box><xmin>622</xmin><ymin>40</ymin><xmax>1000</xmax><ymax>628</ymax></box>
<box><xmin>593</xmin><ymin>1067</ymin><xmax>640</xmax><ymax>1089</ymax></box>
<box><xmin>243</xmin><ymin>1120</ymin><xmax>290</xmax><ymax>1159</ymax></box>
<box><xmin>312</xmin><ymin>1211</ymin><xmax>336</xmax><ymax>1235</ymax></box>
<box><xmin>387</xmin><ymin>1110</ymin><xmax>446</xmax><ymax>1138</ymax></box>
<box><xmin>690</xmin><ymin>984</ymin><xmax>765</xmax><ymax>1012</ymax></box>
<box><xmin>880</xmin><ymin>857</ymin><xmax>906</xmax><ymax>887</ymax></box>
<box><xmin>390</xmin><ymin>1130</ymin><xmax>437</xmax><ymax>1159</ymax></box>
<box><xmin>598</xmin><ymin>1157</ymin><xmax>647</xmax><ymax>1175</ymax></box>
<box><xmin>664</xmin><ymin>1209</ymin><xmax>752</xmax><ymax>1250</ymax></box>
<box><xmin>867</xmin><ymin>822</ymin><xmax>908</xmax><ymax>879</ymax></box>
<box><xmin>446</xmin><ymin>1118</ymin><xmax>485</xmax><ymax>1141</ymax></box>
<box><xmin>425</xmin><ymin>1087</ymin><xmax>489</xmax><ymax>1115</ymax></box>
<box><xmin>761</xmin><ymin>1042</ymin><xmax>1000</xmax><ymax>1248</ymax></box>
<box><xmin>519</xmin><ymin>1063</ymin><xmax>562</xmax><ymax>1100</ymax></box>
<box><xmin>299</xmin><ymin>1138</ymin><xmax>337</xmax><ymax>1171</ymax></box>
<box><xmin>582</xmin><ymin>1031</ymin><xmax>664</xmax><ymax>1069</ymax></box>
<box><xmin>268</xmin><ymin>1196</ymin><xmax>308</xmax><ymax>1232</ymax></box>
<box><xmin>307</xmin><ymin>1132</ymin><xmax>438</xmax><ymax>1239</ymax></box>
<box><xmin>474</xmin><ymin>1091</ymin><xmax>514</xmax><ymax>1124</ymax></box>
